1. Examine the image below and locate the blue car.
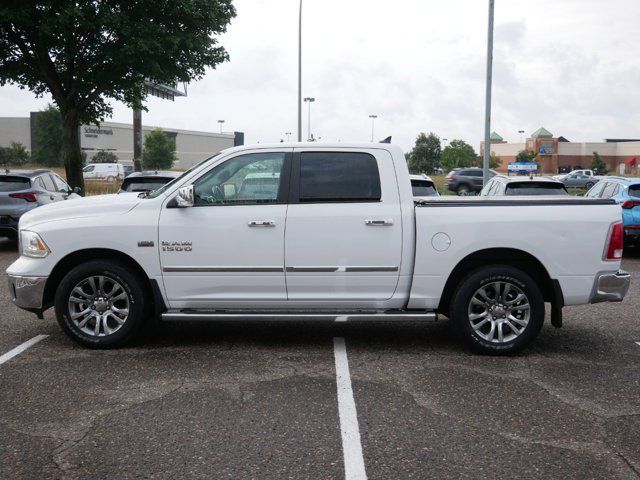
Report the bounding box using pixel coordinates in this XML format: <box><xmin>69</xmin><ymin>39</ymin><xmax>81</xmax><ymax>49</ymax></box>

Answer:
<box><xmin>585</xmin><ymin>177</ymin><xmax>640</xmax><ymax>246</ymax></box>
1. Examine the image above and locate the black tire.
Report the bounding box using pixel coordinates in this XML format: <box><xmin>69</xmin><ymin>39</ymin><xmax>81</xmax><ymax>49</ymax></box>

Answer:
<box><xmin>457</xmin><ymin>184</ymin><xmax>471</xmax><ymax>196</ymax></box>
<box><xmin>585</xmin><ymin>182</ymin><xmax>594</xmax><ymax>189</ymax></box>
<box><xmin>450</xmin><ymin>265</ymin><xmax>545</xmax><ymax>355</ymax></box>
<box><xmin>54</xmin><ymin>260</ymin><xmax>147</xmax><ymax>348</ymax></box>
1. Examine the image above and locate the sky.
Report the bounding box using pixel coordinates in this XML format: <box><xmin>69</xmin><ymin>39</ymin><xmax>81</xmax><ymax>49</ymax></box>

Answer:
<box><xmin>1</xmin><ymin>0</ymin><xmax>639</xmax><ymax>152</ymax></box>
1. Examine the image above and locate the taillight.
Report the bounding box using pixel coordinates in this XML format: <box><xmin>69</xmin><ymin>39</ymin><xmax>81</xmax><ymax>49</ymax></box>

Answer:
<box><xmin>621</xmin><ymin>200</ymin><xmax>640</xmax><ymax>209</ymax></box>
<box><xmin>604</xmin><ymin>222</ymin><xmax>624</xmax><ymax>261</ymax></box>
<box><xmin>446</xmin><ymin>173</ymin><xmax>455</xmax><ymax>179</ymax></box>
<box><xmin>9</xmin><ymin>192</ymin><xmax>37</xmax><ymax>202</ymax></box>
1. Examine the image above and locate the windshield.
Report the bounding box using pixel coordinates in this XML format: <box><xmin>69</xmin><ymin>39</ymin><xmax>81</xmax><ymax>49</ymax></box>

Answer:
<box><xmin>505</xmin><ymin>182</ymin><xmax>568</xmax><ymax>196</ymax></box>
<box><xmin>411</xmin><ymin>180</ymin><xmax>437</xmax><ymax>196</ymax></box>
<box><xmin>146</xmin><ymin>154</ymin><xmax>221</xmax><ymax>198</ymax></box>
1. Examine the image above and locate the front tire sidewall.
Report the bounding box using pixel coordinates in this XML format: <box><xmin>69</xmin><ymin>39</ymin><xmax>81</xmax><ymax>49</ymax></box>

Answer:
<box><xmin>55</xmin><ymin>261</ymin><xmax>145</xmax><ymax>348</ymax></box>
<box><xmin>451</xmin><ymin>266</ymin><xmax>544</xmax><ymax>355</ymax></box>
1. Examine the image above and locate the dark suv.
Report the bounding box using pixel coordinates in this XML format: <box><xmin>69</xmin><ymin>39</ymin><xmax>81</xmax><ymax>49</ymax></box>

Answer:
<box><xmin>445</xmin><ymin>168</ymin><xmax>497</xmax><ymax>195</ymax></box>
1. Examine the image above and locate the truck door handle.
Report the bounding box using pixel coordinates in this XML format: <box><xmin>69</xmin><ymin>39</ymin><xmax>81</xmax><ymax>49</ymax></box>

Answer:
<box><xmin>365</xmin><ymin>219</ymin><xmax>394</xmax><ymax>226</ymax></box>
<box><xmin>248</xmin><ymin>221</ymin><xmax>276</xmax><ymax>227</ymax></box>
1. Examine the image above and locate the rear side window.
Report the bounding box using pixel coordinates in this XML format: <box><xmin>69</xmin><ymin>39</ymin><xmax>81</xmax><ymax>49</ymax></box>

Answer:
<box><xmin>628</xmin><ymin>185</ymin><xmax>640</xmax><ymax>198</ymax></box>
<box><xmin>299</xmin><ymin>152</ymin><xmax>381</xmax><ymax>202</ymax></box>
<box><xmin>601</xmin><ymin>183</ymin><xmax>618</xmax><ymax>199</ymax></box>
<box><xmin>411</xmin><ymin>179</ymin><xmax>437</xmax><ymax>196</ymax></box>
<box><xmin>505</xmin><ymin>182</ymin><xmax>568</xmax><ymax>196</ymax></box>
<box><xmin>40</xmin><ymin>175</ymin><xmax>56</xmax><ymax>192</ymax></box>
<box><xmin>0</xmin><ymin>176</ymin><xmax>30</xmax><ymax>192</ymax></box>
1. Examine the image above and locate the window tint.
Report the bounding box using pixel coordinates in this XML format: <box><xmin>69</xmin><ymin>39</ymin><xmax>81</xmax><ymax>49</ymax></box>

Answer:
<box><xmin>585</xmin><ymin>181</ymin><xmax>606</xmax><ymax>198</ymax></box>
<box><xmin>0</xmin><ymin>176</ymin><xmax>30</xmax><ymax>192</ymax></box>
<box><xmin>628</xmin><ymin>185</ymin><xmax>640</xmax><ymax>198</ymax></box>
<box><xmin>40</xmin><ymin>174</ymin><xmax>56</xmax><ymax>192</ymax></box>
<box><xmin>411</xmin><ymin>179</ymin><xmax>437</xmax><ymax>196</ymax></box>
<box><xmin>505</xmin><ymin>182</ymin><xmax>568</xmax><ymax>196</ymax></box>
<box><xmin>299</xmin><ymin>152</ymin><xmax>381</xmax><ymax>202</ymax></box>
<box><xmin>464</xmin><ymin>170</ymin><xmax>483</xmax><ymax>177</ymax></box>
<box><xmin>122</xmin><ymin>177</ymin><xmax>174</xmax><ymax>192</ymax></box>
<box><xmin>194</xmin><ymin>152</ymin><xmax>285</xmax><ymax>206</ymax></box>
<box><xmin>83</xmin><ymin>165</ymin><xmax>95</xmax><ymax>172</ymax></box>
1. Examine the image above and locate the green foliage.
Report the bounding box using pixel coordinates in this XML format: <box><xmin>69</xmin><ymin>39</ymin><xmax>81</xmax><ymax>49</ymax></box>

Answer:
<box><xmin>92</xmin><ymin>151</ymin><xmax>119</xmax><ymax>164</ymax></box>
<box><xmin>441</xmin><ymin>139</ymin><xmax>476</xmax><ymax>171</ymax></box>
<box><xmin>489</xmin><ymin>152</ymin><xmax>501</xmax><ymax>169</ymax></box>
<box><xmin>0</xmin><ymin>0</ymin><xmax>236</xmax><ymax>188</ymax></box>
<box><xmin>408</xmin><ymin>132</ymin><xmax>441</xmax><ymax>174</ymax></box>
<box><xmin>8</xmin><ymin>142</ymin><xmax>30</xmax><ymax>164</ymax></box>
<box><xmin>143</xmin><ymin>129</ymin><xmax>177</xmax><ymax>170</ymax></box>
<box><xmin>590</xmin><ymin>151</ymin><xmax>608</xmax><ymax>175</ymax></box>
<box><xmin>515</xmin><ymin>150</ymin><xmax>538</xmax><ymax>163</ymax></box>
<box><xmin>31</xmin><ymin>105</ymin><xmax>63</xmax><ymax>167</ymax></box>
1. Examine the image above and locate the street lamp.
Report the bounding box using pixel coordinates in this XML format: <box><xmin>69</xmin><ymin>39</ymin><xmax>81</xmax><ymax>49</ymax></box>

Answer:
<box><xmin>297</xmin><ymin>0</ymin><xmax>303</xmax><ymax>142</ymax></box>
<box><xmin>217</xmin><ymin>119</ymin><xmax>225</xmax><ymax>134</ymax></box>
<box><xmin>304</xmin><ymin>97</ymin><xmax>315</xmax><ymax>141</ymax></box>
<box><xmin>518</xmin><ymin>130</ymin><xmax>525</xmax><ymax>143</ymax></box>
<box><xmin>482</xmin><ymin>0</ymin><xmax>495</xmax><ymax>186</ymax></box>
<box><xmin>285</xmin><ymin>132</ymin><xmax>292</xmax><ymax>142</ymax></box>
<box><xmin>369</xmin><ymin>115</ymin><xmax>378</xmax><ymax>142</ymax></box>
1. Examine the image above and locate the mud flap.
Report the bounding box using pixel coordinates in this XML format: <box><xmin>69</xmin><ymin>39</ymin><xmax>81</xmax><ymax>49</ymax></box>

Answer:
<box><xmin>550</xmin><ymin>279</ymin><xmax>564</xmax><ymax>328</ymax></box>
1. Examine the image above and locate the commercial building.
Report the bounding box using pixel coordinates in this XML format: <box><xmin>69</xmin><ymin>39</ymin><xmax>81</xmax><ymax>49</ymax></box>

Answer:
<box><xmin>481</xmin><ymin>127</ymin><xmax>640</xmax><ymax>174</ymax></box>
<box><xmin>0</xmin><ymin>113</ymin><xmax>244</xmax><ymax>170</ymax></box>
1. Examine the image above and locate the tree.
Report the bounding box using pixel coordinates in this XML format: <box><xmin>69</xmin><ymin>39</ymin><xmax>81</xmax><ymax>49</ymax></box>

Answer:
<box><xmin>515</xmin><ymin>150</ymin><xmax>538</xmax><ymax>163</ymax></box>
<box><xmin>590</xmin><ymin>151</ymin><xmax>608</xmax><ymax>175</ymax></box>
<box><xmin>0</xmin><ymin>0</ymin><xmax>236</xmax><ymax>190</ymax></box>
<box><xmin>31</xmin><ymin>105</ymin><xmax>63</xmax><ymax>167</ymax></box>
<box><xmin>8</xmin><ymin>142</ymin><xmax>30</xmax><ymax>165</ymax></box>
<box><xmin>92</xmin><ymin>151</ymin><xmax>119</xmax><ymax>164</ymax></box>
<box><xmin>441</xmin><ymin>139</ymin><xmax>476</xmax><ymax>171</ymax></box>
<box><xmin>408</xmin><ymin>132</ymin><xmax>441</xmax><ymax>174</ymax></box>
<box><xmin>143</xmin><ymin>129</ymin><xmax>176</xmax><ymax>170</ymax></box>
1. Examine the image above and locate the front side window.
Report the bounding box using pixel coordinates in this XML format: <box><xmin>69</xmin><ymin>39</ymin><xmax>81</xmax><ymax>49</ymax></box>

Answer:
<box><xmin>51</xmin><ymin>174</ymin><xmax>70</xmax><ymax>192</ymax></box>
<box><xmin>83</xmin><ymin>165</ymin><xmax>95</xmax><ymax>172</ymax></box>
<box><xmin>299</xmin><ymin>152</ymin><xmax>381</xmax><ymax>202</ymax></box>
<box><xmin>194</xmin><ymin>152</ymin><xmax>285</xmax><ymax>206</ymax></box>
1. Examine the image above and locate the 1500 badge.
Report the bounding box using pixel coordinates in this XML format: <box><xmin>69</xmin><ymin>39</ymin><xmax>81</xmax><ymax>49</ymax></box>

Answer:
<box><xmin>162</xmin><ymin>241</ymin><xmax>193</xmax><ymax>252</ymax></box>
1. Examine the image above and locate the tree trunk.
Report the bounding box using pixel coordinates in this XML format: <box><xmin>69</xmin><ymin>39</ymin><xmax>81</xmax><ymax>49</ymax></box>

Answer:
<box><xmin>59</xmin><ymin>108</ymin><xmax>86</xmax><ymax>193</ymax></box>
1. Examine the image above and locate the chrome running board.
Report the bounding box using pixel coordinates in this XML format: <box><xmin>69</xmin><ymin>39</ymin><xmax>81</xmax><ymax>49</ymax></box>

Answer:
<box><xmin>161</xmin><ymin>311</ymin><xmax>437</xmax><ymax>322</ymax></box>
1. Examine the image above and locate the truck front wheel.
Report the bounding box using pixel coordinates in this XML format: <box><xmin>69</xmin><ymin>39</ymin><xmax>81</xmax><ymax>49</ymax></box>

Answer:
<box><xmin>450</xmin><ymin>265</ymin><xmax>544</xmax><ymax>355</ymax></box>
<box><xmin>54</xmin><ymin>260</ymin><xmax>147</xmax><ymax>348</ymax></box>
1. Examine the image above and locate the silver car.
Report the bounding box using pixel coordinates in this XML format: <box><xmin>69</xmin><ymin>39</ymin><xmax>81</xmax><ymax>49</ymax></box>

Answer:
<box><xmin>0</xmin><ymin>169</ymin><xmax>80</xmax><ymax>242</ymax></box>
<box><xmin>560</xmin><ymin>173</ymin><xmax>599</xmax><ymax>190</ymax></box>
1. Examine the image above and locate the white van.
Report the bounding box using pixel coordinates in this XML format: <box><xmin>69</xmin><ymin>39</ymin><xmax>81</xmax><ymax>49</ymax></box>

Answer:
<box><xmin>83</xmin><ymin>163</ymin><xmax>125</xmax><ymax>183</ymax></box>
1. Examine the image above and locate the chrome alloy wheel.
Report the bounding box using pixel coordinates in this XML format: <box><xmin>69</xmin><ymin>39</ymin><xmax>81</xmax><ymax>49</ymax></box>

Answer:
<box><xmin>67</xmin><ymin>275</ymin><xmax>130</xmax><ymax>337</ymax></box>
<box><xmin>467</xmin><ymin>281</ymin><xmax>531</xmax><ymax>344</ymax></box>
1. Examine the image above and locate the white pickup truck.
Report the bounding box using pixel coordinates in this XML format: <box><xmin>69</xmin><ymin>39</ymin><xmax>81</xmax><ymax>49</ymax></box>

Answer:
<box><xmin>7</xmin><ymin>143</ymin><xmax>630</xmax><ymax>354</ymax></box>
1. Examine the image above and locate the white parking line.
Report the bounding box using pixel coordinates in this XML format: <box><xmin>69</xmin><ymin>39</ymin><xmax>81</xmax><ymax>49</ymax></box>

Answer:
<box><xmin>0</xmin><ymin>335</ymin><xmax>48</xmax><ymax>365</ymax></box>
<box><xmin>333</xmin><ymin>337</ymin><xmax>367</xmax><ymax>480</ymax></box>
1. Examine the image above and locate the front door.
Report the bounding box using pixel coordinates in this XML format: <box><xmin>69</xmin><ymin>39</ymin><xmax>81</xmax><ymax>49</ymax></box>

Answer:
<box><xmin>159</xmin><ymin>150</ymin><xmax>291</xmax><ymax>308</ymax></box>
<box><xmin>284</xmin><ymin>149</ymin><xmax>402</xmax><ymax>302</ymax></box>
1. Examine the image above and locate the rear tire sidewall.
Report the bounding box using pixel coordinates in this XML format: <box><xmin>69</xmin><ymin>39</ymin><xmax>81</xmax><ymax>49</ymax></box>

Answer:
<box><xmin>54</xmin><ymin>260</ymin><xmax>146</xmax><ymax>348</ymax></box>
<box><xmin>585</xmin><ymin>182</ymin><xmax>594</xmax><ymax>189</ymax></box>
<box><xmin>451</xmin><ymin>265</ymin><xmax>545</xmax><ymax>355</ymax></box>
<box><xmin>457</xmin><ymin>184</ymin><xmax>470</xmax><ymax>196</ymax></box>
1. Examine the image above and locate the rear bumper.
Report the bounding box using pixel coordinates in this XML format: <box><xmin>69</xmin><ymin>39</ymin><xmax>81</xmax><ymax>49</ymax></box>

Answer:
<box><xmin>0</xmin><ymin>217</ymin><xmax>19</xmax><ymax>239</ymax></box>
<box><xmin>590</xmin><ymin>270</ymin><xmax>631</xmax><ymax>303</ymax></box>
<box><xmin>7</xmin><ymin>274</ymin><xmax>47</xmax><ymax>313</ymax></box>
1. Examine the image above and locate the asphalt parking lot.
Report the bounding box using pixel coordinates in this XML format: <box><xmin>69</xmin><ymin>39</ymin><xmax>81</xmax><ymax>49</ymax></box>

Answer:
<box><xmin>1</xmin><ymin>240</ymin><xmax>639</xmax><ymax>480</ymax></box>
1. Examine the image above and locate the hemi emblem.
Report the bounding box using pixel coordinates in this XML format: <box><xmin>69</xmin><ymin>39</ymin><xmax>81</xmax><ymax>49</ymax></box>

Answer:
<box><xmin>137</xmin><ymin>241</ymin><xmax>155</xmax><ymax>247</ymax></box>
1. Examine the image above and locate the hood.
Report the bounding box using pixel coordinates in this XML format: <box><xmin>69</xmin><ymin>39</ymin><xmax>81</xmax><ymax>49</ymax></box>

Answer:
<box><xmin>19</xmin><ymin>193</ymin><xmax>142</xmax><ymax>230</ymax></box>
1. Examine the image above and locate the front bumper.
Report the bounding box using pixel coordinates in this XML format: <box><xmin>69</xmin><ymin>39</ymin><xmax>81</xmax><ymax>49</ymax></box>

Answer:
<box><xmin>590</xmin><ymin>270</ymin><xmax>631</xmax><ymax>303</ymax></box>
<box><xmin>7</xmin><ymin>274</ymin><xmax>47</xmax><ymax>314</ymax></box>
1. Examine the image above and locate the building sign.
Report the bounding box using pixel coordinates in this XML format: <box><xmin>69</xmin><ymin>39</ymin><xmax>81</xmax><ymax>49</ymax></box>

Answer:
<box><xmin>84</xmin><ymin>126</ymin><xmax>114</xmax><ymax>138</ymax></box>
<box><xmin>539</xmin><ymin>146</ymin><xmax>554</xmax><ymax>154</ymax></box>
<box><xmin>508</xmin><ymin>162</ymin><xmax>538</xmax><ymax>173</ymax></box>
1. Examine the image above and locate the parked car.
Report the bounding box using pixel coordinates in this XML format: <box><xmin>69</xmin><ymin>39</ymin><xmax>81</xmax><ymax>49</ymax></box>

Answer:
<box><xmin>585</xmin><ymin>177</ymin><xmax>640</xmax><ymax>246</ymax></box>
<box><xmin>559</xmin><ymin>173</ymin><xmax>599</xmax><ymax>190</ymax></box>
<box><xmin>120</xmin><ymin>171</ymin><xmax>181</xmax><ymax>194</ymax></box>
<box><xmin>480</xmin><ymin>175</ymin><xmax>569</xmax><ymax>196</ymax></box>
<box><xmin>123</xmin><ymin>165</ymin><xmax>135</xmax><ymax>178</ymax></box>
<box><xmin>7</xmin><ymin>144</ymin><xmax>629</xmax><ymax>354</ymax></box>
<box><xmin>0</xmin><ymin>169</ymin><xmax>80</xmax><ymax>242</ymax></box>
<box><xmin>410</xmin><ymin>174</ymin><xmax>439</xmax><ymax>199</ymax></box>
<box><xmin>445</xmin><ymin>167</ymin><xmax>497</xmax><ymax>195</ymax></box>
<box><xmin>83</xmin><ymin>163</ymin><xmax>125</xmax><ymax>183</ymax></box>
<box><xmin>553</xmin><ymin>169</ymin><xmax>595</xmax><ymax>181</ymax></box>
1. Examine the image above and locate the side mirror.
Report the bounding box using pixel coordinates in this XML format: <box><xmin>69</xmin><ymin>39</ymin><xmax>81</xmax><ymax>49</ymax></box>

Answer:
<box><xmin>72</xmin><ymin>186</ymin><xmax>82</xmax><ymax>195</ymax></box>
<box><xmin>173</xmin><ymin>185</ymin><xmax>195</xmax><ymax>208</ymax></box>
<box><xmin>222</xmin><ymin>183</ymin><xmax>237</xmax><ymax>199</ymax></box>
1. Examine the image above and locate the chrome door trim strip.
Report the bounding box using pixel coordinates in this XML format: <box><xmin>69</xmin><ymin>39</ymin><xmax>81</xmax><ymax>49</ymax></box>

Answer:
<box><xmin>163</xmin><ymin>267</ymin><xmax>284</xmax><ymax>273</ymax></box>
<box><xmin>285</xmin><ymin>266</ymin><xmax>399</xmax><ymax>273</ymax></box>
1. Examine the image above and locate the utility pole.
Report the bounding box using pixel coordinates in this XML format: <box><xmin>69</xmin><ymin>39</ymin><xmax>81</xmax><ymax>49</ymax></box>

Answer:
<box><xmin>218</xmin><ymin>119</ymin><xmax>225</xmax><ymax>133</ymax></box>
<box><xmin>304</xmin><ymin>97</ymin><xmax>315</xmax><ymax>141</ymax></box>
<box><xmin>133</xmin><ymin>108</ymin><xmax>142</xmax><ymax>172</ymax></box>
<box><xmin>297</xmin><ymin>0</ymin><xmax>303</xmax><ymax>142</ymax></box>
<box><xmin>369</xmin><ymin>115</ymin><xmax>378</xmax><ymax>142</ymax></box>
<box><xmin>482</xmin><ymin>0</ymin><xmax>495</xmax><ymax>185</ymax></box>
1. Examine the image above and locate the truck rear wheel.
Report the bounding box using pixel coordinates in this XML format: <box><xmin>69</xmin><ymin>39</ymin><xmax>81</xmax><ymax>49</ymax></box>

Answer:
<box><xmin>54</xmin><ymin>260</ymin><xmax>147</xmax><ymax>348</ymax></box>
<box><xmin>450</xmin><ymin>265</ymin><xmax>544</xmax><ymax>355</ymax></box>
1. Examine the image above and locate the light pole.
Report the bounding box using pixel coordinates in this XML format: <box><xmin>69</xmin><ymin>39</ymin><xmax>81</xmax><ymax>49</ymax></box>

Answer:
<box><xmin>285</xmin><ymin>132</ymin><xmax>292</xmax><ymax>142</ymax></box>
<box><xmin>369</xmin><ymin>115</ymin><xmax>378</xmax><ymax>142</ymax></box>
<box><xmin>482</xmin><ymin>0</ymin><xmax>495</xmax><ymax>186</ymax></box>
<box><xmin>297</xmin><ymin>0</ymin><xmax>303</xmax><ymax>142</ymax></box>
<box><xmin>304</xmin><ymin>97</ymin><xmax>315</xmax><ymax>141</ymax></box>
<box><xmin>217</xmin><ymin>119</ymin><xmax>225</xmax><ymax>133</ymax></box>
<box><xmin>518</xmin><ymin>129</ymin><xmax>525</xmax><ymax>143</ymax></box>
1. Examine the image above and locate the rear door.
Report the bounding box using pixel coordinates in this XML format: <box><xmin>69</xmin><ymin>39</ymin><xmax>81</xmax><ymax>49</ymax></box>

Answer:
<box><xmin>284</xmin><ymin>149</ymin><xmax>402</xmax><ymax>301</ymax></box>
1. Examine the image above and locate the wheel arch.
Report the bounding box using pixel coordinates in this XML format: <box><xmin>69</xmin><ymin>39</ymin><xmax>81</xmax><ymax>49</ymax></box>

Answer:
<box><xmin>43</xmin><ymin>248</ymin><xmax>161</xmax><ymax>312</ymax></box>
<box><xmin>437</xmin><ymin>247</ymin><xmax>560</xmax><ymax>315</ymax></box>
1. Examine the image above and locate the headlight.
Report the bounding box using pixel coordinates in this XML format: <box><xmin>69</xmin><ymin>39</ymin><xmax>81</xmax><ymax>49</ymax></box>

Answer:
<box><xmin>20</xmin><ymin>230</ymin><xmax>50</xmax><ymax>258</ymax></box>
